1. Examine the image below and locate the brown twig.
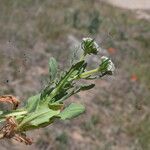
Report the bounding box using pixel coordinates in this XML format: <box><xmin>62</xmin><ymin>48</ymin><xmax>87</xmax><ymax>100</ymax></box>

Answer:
<box><xmin>0</xmin><ymin>117</ymin><xmax>32</xmax><ymax>145</ymax></box>
<box><xmin>0</xmin><ymin>95</ymin><xmax>20</xmax><ymax>110</ymax></box>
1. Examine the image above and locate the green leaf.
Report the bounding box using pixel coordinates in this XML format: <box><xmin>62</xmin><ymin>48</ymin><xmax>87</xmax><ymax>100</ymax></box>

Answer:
<box><xmin>77</xmin><ymin>84</ymin><xmax>95</xmax><ymax>92</ymax></box>
<box><xmin>56</xmin><ymin>89</ymin><xmax>75</xmax><ymax>103</ymax></box>
<box><xmin>25</xmin><ymin>94</ymin><xmax>41</xmax><ymax>112</ymax></box>
<box><xmin>59</xmin><ymin>103</ymin><xmax>85</xmax><ymax>120</ymax></box>
<box><xmin>54</xmin><ymin>84</ymin><xmax>95</xmax><ymax>103</ymax></box>
<box><xmin>19</xmin><ymin>106</ymin><xmax>60</xmax><ymax>131</ymax></box>
<box><xmin>58</xmin><ymin>60</ymin><xmax>85</xmax><ymax>83</ymax></box>
<box><xmin>49</xmin><ymin>57</ymin><xmax>58</xmax><ymax>81</ymax></box>
<box><xmin>29</xmin><ymin>109</ymin><xmax>60</xmax><ymax>126</ymax></box>
<box><xmin>40</xmin><ymin>85</ymin><xmax>54</xmax><ymax>101</ymax></box>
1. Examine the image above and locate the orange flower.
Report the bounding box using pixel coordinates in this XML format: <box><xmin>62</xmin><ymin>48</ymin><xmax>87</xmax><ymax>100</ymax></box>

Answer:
<box><xmin>108</xmin><ymin>47</ymin><xmax>117</xmax><ymax>54</ymax></box>
<box><xmin>130</xmin><ymin>74</ymin><xmax>138</xmax><ymax>82</ymax></box>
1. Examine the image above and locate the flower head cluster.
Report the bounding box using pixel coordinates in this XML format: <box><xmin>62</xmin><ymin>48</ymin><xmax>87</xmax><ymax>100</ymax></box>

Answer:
<box><xmin>81</xmin><ymin>37</ymin><xmax>115</xmax><ymax>75</ymax></box>
<box><xmin>99</xmin><ymin>56</ymin><xmax>115</xmax><ymax>75</ymax></box>
<box><xmin>81</xmin><ymin>37</ymin><xmax>99</xmax><ymax>55</ymax></box>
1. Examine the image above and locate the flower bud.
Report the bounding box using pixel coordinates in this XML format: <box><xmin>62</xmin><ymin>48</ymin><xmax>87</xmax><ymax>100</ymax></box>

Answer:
<box><xmin>81</xmin><ymin>37</ymin><xmax>99</xmax><ymax>55</ymax></box>
<box><xmin>99</xmin><ymin>56</ymin><xmax>115</xmax><ymax>74</ymax></box>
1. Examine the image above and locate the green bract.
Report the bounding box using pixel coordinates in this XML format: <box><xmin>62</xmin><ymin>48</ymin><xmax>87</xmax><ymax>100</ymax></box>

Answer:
<box><xmin>81</xmin><ymin>37</ymin><xmax>99</xmax><ymax>56</ymax></box>
<box><xmin>99</xmin><ymin>56</ymin><xmax>115</xmax><ymax>75</ymax></box>
<box><xmin>0</xmin><ymin>38</ymin><xmax>115</xmax><ymax>139</ymax></box>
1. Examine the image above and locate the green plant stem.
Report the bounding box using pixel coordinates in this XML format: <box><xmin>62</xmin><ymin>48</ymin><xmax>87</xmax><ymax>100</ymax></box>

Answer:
<box><xmin>79</xmin><ymin>54</ymin><xmax>86</xmax><ymax>61</ymax></box>
<box><xmin>5</xmin><ymin>110</ymin><xmax>27</xmax><ymax>117</ymax></box>
<box><xmin>1</xmin><ymin>109</ymin><xmax>27</xmax><ymax>118</ymax></box>
<box><xmin>49</xmin><ymin>69</ymin><xmax>75</xmax><ymax>99</ymax></box>
<box><xmin>76</xmin><ymin>68</ymin><xmax>99</xmax><ymax>79</ymax></box>
<box><xmin>0</xmin><ymin>109</ymin><xmax>27</xmax><ymax>123</ymax></box>
<box><xmin>52</xmin><ymin>67</ymin><xmax>99</xmax><ymax>95</ymax></box>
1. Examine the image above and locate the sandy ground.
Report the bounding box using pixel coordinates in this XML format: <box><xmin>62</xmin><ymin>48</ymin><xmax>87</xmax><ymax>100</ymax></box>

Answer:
<box><xmin>105</xmin><ymin>0</ymin><xmax>150</xmax><ymax>10</ymax></box>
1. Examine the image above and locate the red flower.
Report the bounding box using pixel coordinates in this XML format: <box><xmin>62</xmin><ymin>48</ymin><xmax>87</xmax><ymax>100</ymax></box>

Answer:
<box><xmin>108</xmin><ymin>47</ymin><xmax>117</xmax><ymax>54</ymax></box>
<box><xmin>130</xmin><ymin>74</ymin><xmax>138</xmax><ymax>82</ymax></box>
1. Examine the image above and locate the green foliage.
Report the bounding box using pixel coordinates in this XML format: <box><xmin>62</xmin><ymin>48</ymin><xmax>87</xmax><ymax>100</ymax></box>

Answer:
<box><xmin>59</xmin><ymin>103</ymin><xmax>85</xmax><ymax>120</ymax></box>
<box><xmin>25</xmin><ymin>94</ymin><xmax>41</xmax><ymax>113</ymax></box>
<box><xmin>18</xmin><ymin>106</ymin><xmax>60</xmax><ymax>131</ymax></box>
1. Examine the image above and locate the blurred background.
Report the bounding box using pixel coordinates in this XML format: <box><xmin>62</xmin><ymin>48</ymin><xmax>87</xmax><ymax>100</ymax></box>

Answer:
<box><xmin>0</xmin><ymin>0</ymin><xmax>149</xmax><ymax>150</ymax></box>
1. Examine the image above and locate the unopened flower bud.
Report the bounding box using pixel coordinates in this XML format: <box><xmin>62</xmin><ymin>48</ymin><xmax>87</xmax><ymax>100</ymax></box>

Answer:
<box><xmin>81</xmin><ymin>37</ymin><xmax>99</xmax><ymax>55</ymax></box>
<box><xmin>99</xmin><ymin>56</ymin><xmax>115</xmax><ymax>74</ymax></box>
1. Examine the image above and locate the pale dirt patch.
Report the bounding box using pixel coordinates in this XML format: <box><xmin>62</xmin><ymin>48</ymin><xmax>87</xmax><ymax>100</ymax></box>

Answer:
<box><xmin>103</xmin><ymin>0</ymin><xmax>150</xmax><ymax>20</ymax></box>
<box><xmin>105</xmin><ymin>0</ymin><xmax>150</xmax><ymax>10</ymax></box>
